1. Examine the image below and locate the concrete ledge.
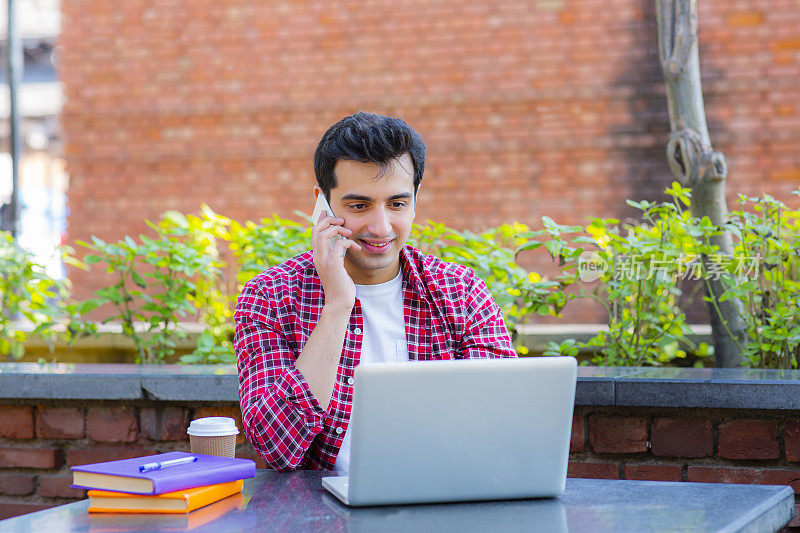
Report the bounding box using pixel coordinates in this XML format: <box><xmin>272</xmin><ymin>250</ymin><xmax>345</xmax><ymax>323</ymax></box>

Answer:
<box><xmin>2</xmin><ymin>363</ymin><xmax>800</xmax><ymax>409</ymax></box>
<box><xmin>614</xmin><ymin>367</ymin><xmax>800</xmax><ymax>410</ymax></box>
<box><xmin>0</xmin><ymin>363</ymin><xmax>237</xmax><ymax>401</ymax></box>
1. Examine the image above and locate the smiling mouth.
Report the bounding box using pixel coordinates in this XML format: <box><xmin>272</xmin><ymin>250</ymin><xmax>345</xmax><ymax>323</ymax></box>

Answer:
<box><xmin>359</xmin><ymin>239</ymin><xmax>393</xmax><ymax>253</ymax></box>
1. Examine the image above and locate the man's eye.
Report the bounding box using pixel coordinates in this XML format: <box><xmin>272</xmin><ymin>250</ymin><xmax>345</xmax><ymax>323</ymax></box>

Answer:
<box><xmin>349</xmin><ymin>204</ymin><xmax>366</xmax><ymax>210</ymax></box>
<box><xmin>390</xmin><ymin>202</ymin><xmax>407</xmax><ymax>209</ymax></box>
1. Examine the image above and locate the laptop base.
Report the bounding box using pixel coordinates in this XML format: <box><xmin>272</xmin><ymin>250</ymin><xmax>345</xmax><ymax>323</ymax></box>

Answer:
<box><xmin>322</xmin><ymin>475</ymin><xmax>350</xmax><ymax>505</ymax></box>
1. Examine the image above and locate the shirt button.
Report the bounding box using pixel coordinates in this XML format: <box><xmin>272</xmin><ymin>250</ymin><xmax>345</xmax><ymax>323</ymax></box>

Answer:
<box><xmin>347</xmin><ymin>377</ymin><xmax>354</xmax><ymax>385</ymax></box>
<box><xmin>335</xmin><ymin>427</ymin><xmax>343</xmax><ymax>435</ymax></box>
<box><xmin>353</xmin><ymin>327</ymin><xmax>362</xmax><ymax>335</ymax></box>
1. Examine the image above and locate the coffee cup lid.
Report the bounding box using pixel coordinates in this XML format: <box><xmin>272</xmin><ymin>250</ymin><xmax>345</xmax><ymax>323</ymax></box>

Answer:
<box><xmin>187</xmin><ymin>417</ymin><xmax>239</xmax><ymax>437</ymax></box>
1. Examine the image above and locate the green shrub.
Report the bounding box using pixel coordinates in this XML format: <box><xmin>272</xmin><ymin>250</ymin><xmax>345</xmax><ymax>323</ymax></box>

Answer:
<box><xmin>58</xmin><ymin>184</ymin><xmax>799</xmax><ymax>369</ymax></box>
<box><xmin>524</xmin><ymin>183</ymin><xmax>800</xmax><ymax>369</ymax></box>
<box><xmin>581</xmin><ymin>183</ymin><xmax>708</xmax><ymax>366</ymax></box>
<box><xmin>77</xmin><ymin>216</ymin><xmax>219</xmax><ymax>364</ymax></box>
<box><xmin>410</xmin><ymin>221</ymin><xmax>577</xmax><ymax>352</ymax></box>
<box><xmin>718</xmin><ymin>190</ymin><xmax>800</xmax><ymax>368</ymax></box>
<box><xmin>0</xmin><ymin>231</ymin><xmax>71</xmax><ymax>360</ymax></box>
<box><xmin>518</xmin><ymin>183</ymin><xmax>721</xmax><ymax>366</ymax></box>
<box><xmin>152</xmin><ymin>207</ymin><xmax>234</xmax><ymax>364</ymax></box>
<box><xmin>178</xmin><ymin>208</ymin><xmax>313</xmax><ymax>364</ymax></box>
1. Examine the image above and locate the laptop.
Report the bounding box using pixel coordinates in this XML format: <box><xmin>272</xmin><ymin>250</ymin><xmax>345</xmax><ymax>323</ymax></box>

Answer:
<box><xmin>322</xmin><ymin>356</ymin><xmax>577</xmax><ymax>506</ymax></box>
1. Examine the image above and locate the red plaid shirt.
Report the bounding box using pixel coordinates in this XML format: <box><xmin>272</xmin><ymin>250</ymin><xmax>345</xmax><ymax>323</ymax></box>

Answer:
<box><xmin>234</xmin><ymin>245</ymin><xmax>516</xmax><ymax>471</ymax></box>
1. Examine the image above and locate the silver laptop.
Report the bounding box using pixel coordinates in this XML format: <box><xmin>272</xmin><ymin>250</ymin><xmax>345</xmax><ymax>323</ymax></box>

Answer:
<box><xmin>322</xmin><ymin>356</ymin><xmax>577</xmax><ymax>506</ymax></box>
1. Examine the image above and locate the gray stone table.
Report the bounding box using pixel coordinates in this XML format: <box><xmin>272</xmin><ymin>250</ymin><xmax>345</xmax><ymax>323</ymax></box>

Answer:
<box><xmin>0</xmin><ymin>470</ymin><xmax>794</xmax><ymax>532</ymax></box>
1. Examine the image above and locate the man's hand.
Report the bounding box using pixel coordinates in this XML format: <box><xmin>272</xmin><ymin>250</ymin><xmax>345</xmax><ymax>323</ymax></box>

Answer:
<box><xmin>297</xmin><ymin>213</ymin><xmax>362</xmax><ymax>411</ymax></box>
<box><xmin>312</xmin><ymin>212</ymin><xmax>361</xmax><ymax>310</ymax></box>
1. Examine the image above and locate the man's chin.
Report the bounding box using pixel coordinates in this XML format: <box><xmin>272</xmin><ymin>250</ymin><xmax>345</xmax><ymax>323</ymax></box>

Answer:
<box><xmin>346</xmin><ymin>248</ymin><xmax>401</xmax><ymax>272</ymax></box>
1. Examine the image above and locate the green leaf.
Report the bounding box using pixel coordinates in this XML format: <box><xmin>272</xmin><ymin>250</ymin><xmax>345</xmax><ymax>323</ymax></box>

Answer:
<box><xmin>197</xmin><ymin>330</ymin><xmax>215</xmax><ymax>351</ymax></box>
<box><xmin>131</xmin><ymin>271</ymin><xmax>147</xmax><ymax>288</ymax></box>
<box><xmin>77</xmin><ymin>299</ymin><xmax>102</xmax><ymax>315</ymax></box>
<box><xmin>516</xmin><ymin>241</ymin><xmax>543</xmax><ymax>253</ymax></box>
<box><xmin>163</xmin><ymin>211</ymin><xmax>189</xmax><ymax>229</ymax></box>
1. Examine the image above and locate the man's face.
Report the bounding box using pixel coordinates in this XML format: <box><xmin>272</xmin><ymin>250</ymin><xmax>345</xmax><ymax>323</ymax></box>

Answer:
<box><xmin>326</xmin><ymin>153</ymin><xmax>416</xmax><ymax>285</ymax></box>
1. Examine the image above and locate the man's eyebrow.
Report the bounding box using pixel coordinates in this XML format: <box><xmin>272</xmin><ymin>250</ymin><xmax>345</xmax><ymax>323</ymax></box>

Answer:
<box><xmin>340</xmin><ymin>194</ymin><xmax>373</xmax><ymax>202</ymax></box>
<box><xmin>387</xmin><ymin>193</ymin><xmax>413</xmax><ymax>201</ymax></box>
<box><xmin>340</xmin><ymin>192</ymin><xmax>413</xmax><ymax>202</ymax></box>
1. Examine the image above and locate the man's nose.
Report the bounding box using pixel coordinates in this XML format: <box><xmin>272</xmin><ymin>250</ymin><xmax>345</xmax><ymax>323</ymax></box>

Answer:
<box><xmin>368</xmin><ymin>208</ymin><xmax>392</xmax><ymax>236</ymax></box>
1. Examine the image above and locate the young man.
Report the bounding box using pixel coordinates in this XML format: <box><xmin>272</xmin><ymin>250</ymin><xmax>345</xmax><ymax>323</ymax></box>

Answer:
<box><xmin>235</xmin><ymin>112</ymin><xmax>515</xmax><ymax>472</ymax></box>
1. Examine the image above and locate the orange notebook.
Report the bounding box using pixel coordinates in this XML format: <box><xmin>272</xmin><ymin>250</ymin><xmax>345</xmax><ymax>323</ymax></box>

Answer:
<box><xmin>87</xmin><ymin>479</ymin><xmax>244</xmax><ymax>514</ymax></box>
<box><xmin>87</xmin><ymin>493</ymin><xmax>245</xmax><ymax>531</ymax></box>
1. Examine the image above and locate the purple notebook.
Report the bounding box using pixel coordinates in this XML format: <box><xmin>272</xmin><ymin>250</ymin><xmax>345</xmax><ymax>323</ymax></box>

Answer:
<box><xmin>71</xmin><ymin>451</ymin><xmax>256</xmax><ymax>495</ymax></box>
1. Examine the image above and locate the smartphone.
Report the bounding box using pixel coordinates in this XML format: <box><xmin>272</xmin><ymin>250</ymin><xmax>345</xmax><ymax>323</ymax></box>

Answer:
<box><xmin>312</xmin><ymin>192</ymin><xmax>343</xmax><ymax>250</ymax></box>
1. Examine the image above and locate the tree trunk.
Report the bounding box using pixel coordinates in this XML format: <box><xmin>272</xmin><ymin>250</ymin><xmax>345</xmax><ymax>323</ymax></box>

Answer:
<box><xmin>655</xmin><ymin>0</ymin><xmax>746</xmax><ymax>367</ymax></box>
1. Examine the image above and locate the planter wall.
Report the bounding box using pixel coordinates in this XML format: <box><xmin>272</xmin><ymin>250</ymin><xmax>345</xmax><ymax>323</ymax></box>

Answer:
<box><xmin>16</xmin><ymin>323</ymin><xmax>715</xmax><ymax>364</ymax></box>
<box><xmin>0</xmin><ymin>364</ymin><xmax>799</xmax><ymax>527</ymax></box>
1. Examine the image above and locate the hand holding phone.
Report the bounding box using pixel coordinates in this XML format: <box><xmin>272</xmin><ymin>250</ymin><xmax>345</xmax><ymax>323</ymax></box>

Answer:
<box><xmin>312</xmin><ymin>193</ymin><xmax>344</xmax><ymax>250</ymax></box>
<box><xmin>310</xmin><ymin>191</ymin><xmax>361</xmax><ymax>310</ymax></box>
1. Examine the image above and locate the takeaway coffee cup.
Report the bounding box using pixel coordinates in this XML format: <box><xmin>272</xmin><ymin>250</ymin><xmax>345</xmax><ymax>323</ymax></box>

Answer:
<box><xmin>187</xmin><ymin>417</ymin><xmax>239</xmax><ymax>458</ymax></box>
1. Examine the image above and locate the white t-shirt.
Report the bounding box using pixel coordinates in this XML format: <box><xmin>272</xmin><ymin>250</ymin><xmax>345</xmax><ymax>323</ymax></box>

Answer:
<box><xmin>333</xmin><ymin>270</ymin><xmax>408</xmax><ymax>474</ymax></box>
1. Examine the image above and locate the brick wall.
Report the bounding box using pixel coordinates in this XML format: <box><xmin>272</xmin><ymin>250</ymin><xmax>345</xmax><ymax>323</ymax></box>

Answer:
<box><xmin>0</xmin><ymin>401</ymin><xmax>266</xmax><ymax>520</ymax></box>
<box><xmin>58</xmin><ymin>0</ymin><xmax>800</xmax><ymax>322</ymax></box>
<box><xmin>570</xmin><ymin>406</ymin><xmax>800</xmax><ymax>529</ymax></box>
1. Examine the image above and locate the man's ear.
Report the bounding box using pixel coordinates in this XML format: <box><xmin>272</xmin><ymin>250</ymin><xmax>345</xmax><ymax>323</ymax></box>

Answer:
<box><xmin>313</xmin><ymin>186</ymin><xmax>323</xmax><ymax>199</ymax></box>
<box><xmin>415</xmin><ymin>183</ymin><xmax>422</xmax><ymax>203</ymax></box>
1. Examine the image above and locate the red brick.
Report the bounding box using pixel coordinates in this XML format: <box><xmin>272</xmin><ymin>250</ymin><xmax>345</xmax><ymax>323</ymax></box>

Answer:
<box><xmin>726</xmin><ymin>11</ymin><xmax>765</xmax><ymax>27</ymax></box>
<box><xmin>624</xmin><ymin>464</ymin><xmax>682</xmax><ymax>482</ymax></box>
<box><xmin>589</xmin><ymin>416</ymin><xmax>648</xmax><ymax>453</ymax></box>
<box><xmin>0</xmin><ymin>502</ymin><xmax>55</xmax><ymax>520</ymax></box>
<box><xmin>0</xmin><ymin>474</ymin><xmax>36</xmax><ymax>495</ymax></box>
<box><xmin>39</xmin><ymin>475</ymin><xmax>87</xmax><ymax>498</ymax></box>
<box><xmin>687</xmin><ymin>466</ymin><xmax>800</xmax><ymax>493</ymax></box>
<box><xmin>570</xmin><ymin>414</ymin><xmax>584</xmax><ymax>453</ymax></box>
<box><xmin>788</xmin><ymin>504</ymin><xmax>800</xmax><ymax>528</ymax></box>
<box><xmin>567</xmin><ymin>461</ymin><xmax>619</xmax><ymax>480</ymax></box>
<box><xmin>688</xmin><ymin>466</ymin><xmax>761</xmax><ymax>485</ymax></box>
<box><xmin>651</xmin><ymin>418</ymin><xmax>713</xmax><ymax>458</ymax></box>
<box><xmin>771</xmin><ymin>168</ymin><xmax>800</xmax><ymax>183</ymax></box>
<box><xmin>36</xmin><ymin>407</ymin><xmax>85</xmax><ymax>439</ymax></box>
<box><xmin>760</xmin><ymin>469</ymin><xmax>800</xmax><ymax>493</ymax></box>
<box><xmin>786</xmin><ymin>420</ymin><xmax>800</xmax><ymax>463</ymax></box>
<box><xmin>718</xmin><ymin>420</ymin><xmax>779</xmax><ymax>460</ymax></box>
<box><xmin>0</xmin><ymin>405</ymin><xmax>34</xmax><ymax>439</ymax></box>
<box><xmin>66</xmin><ymin>446</ymin><xmax>150</xmax><ymax>467</ymax></box>
<box><xmin>140</xmin><ymin>406</ymin><xmax>189</xmax><ymax>441</ymax></box>
<box><xmin>194</xmin><ymin>406</ymin><xmax>245</xmax><ymax>444</ymax></box>
<box><xmin>0</xmin><ymin>447</ymin><xmax>60</xmax><ymax>468</ymax></box>
<box><xmin>87</xmin><ymin>406</ymin><xmax>139</xmax><ymax>443</ymax></box>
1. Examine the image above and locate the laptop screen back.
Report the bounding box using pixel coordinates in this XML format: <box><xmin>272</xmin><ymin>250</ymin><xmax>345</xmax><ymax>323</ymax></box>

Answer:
<box><xmin>346</xmin><ymin>357</ymin><xmax>577</xmax><ymax>506</ymax></box>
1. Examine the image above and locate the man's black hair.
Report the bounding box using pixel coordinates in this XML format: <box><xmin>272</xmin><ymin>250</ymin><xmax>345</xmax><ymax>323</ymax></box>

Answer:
<box><xmin>313</xmin><ymin>112</ymin><xmax>425</xmax><ymax>199</ymax></box>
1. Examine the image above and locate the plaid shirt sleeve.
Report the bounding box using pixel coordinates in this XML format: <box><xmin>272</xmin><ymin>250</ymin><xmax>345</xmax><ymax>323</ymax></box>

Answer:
<box><xmin>234</xmin><ymin>277</ymin><xmax>328</xmax><ymax>471</ymax></box>
<box><xmin>457</xmin><ymin>269</ymin><xmax>517</xmax><ymax>359</ymax></box>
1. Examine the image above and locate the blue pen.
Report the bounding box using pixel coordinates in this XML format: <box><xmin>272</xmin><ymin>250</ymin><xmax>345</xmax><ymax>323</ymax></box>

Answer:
<box><xmin>139</xmin><ymin>455</ymin><xmax>198</xmax><ymax>473</ymax></box>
